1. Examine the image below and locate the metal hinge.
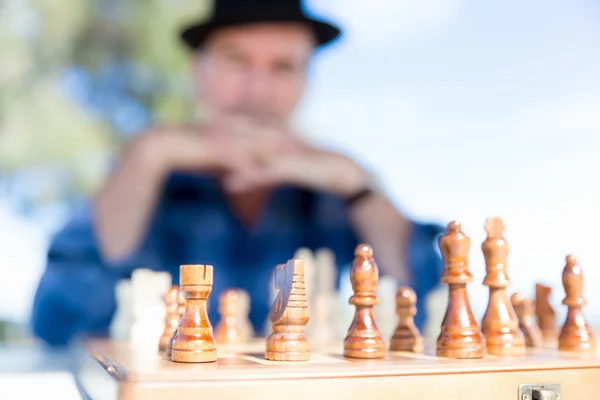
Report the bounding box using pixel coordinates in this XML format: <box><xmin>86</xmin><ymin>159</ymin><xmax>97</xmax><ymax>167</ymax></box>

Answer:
<box><xmin>519</xmin><ymin>383</ymin><xmax>561</xmax><ymax>400</ymax></box>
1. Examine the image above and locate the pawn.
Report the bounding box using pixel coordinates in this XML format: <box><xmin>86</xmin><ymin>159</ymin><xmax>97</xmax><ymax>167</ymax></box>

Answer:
<box><xmin>480</xmin><ymin>217</ymin><xmax>525</xmax><ymax>356</ymax></box>
<box><xmin>436</xmin><ymin>221</ymin><xmax>486</xmax><ymax>359</ymax></box>
<box><xmin>158</xmin><ymin>286</ymin><xmax>183</xmax><ymax>354</ymax></box>
<box><xmin>511</xmin><ymin>293</ymin><xmax>543</xmax><ymax>348</ymax></box>
<box><xmin>215</xmin><ymin>288</ymin><xmax>254</xmax><ymax>345</ymax></box>
<box><xmin>266</xmin><ymin>259</ymin><xmax>310</xmax><ymax>361</ymax></box>
<box><xmin>558</xmin><ymin>255</ymin><xmax>596</xmax><ymax>353</ymax></box>
<box><xmin>390</xmin><ymin>287</ymin><xmax>423</xmax><ymax>353</ymax></box>
<box><xmin>170</xmin><ymin>265</ymin><xmax>217</xmax><ymax>363</ymax></box>
<box><xmin>535</xmin><ymin>283</ymin><xmax>558</xmax><ymax>345</ymax></box>
<box><xmin>343</xmin><ymin>244</ymin><xmax>386</xmax><ymax>359</ymax></box>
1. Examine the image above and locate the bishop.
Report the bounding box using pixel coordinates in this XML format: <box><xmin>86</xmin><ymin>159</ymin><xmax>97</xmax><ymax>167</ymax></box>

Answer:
<box><xmin>343</xmin><ymin>244</ymin><xmax>386</xmax><ymax>359</ymax></box>
<box><xmin>436</xmin><ymin>221</ymin><xmax>486</xmax><ymax>359</ymax></box>
<box><xmin>558</xmin><ymin>255</ymin><xmax>596</xmax><ymax>353</ymax></box>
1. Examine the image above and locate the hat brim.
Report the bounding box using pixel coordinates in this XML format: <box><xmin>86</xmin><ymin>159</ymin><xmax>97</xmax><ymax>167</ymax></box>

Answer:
<box><xmin>180</xmin><ymin>15</ymin><xmax>341</xmax><ymax>50</ymax></box>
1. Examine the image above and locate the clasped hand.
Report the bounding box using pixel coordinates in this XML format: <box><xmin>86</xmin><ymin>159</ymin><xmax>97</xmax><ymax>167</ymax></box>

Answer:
<box><xmin>137</xmin><ymin>116</ymin><xmax>368</xmax><ymax>197</ymax></box>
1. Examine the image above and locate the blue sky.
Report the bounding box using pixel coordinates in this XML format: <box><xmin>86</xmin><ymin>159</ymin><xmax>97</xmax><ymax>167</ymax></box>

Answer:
<box><xmin>299</xmin><ymin>0</ymin><xmax>600</xmax><ymax>325</ymax></box>
<box><xmin>303</xmin><ymin>0</ymin><xmax>600</xmax><ymax>131</ymax></box>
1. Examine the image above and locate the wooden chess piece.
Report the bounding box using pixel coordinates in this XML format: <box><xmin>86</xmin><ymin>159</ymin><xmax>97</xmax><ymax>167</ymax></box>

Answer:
<box><xmin>535</xmin><ymin>283</ymin><xmax>558</xmax><ymax>345</ymax></box>
<box><xmin>511</xmin><ymin>293</ymin><xmax>543</xmax><ymax>348</ymax></box>
<box><xmin>436</xmin><ymin>221</ymin><xmax>486</xmax><ymax>359</ymax></box>
<box><xmin>343</xmin><ymin>244</ymin><xmax>386</xmax><ymax>359</ymax></box>
<box><xmin>215</xmin><ymin>288</ymin><xmax>253</xmax><ymax>345</ymax></box>
<box><xmin>390</xmin><ymin>287</ymin><xmax>423</xmax><ymax>353</ymax></box>
<box><xmin>558</xmin><ymin>255</ymin><xmax>596</xmax><ymax>353</ymax></box>
<box><xmin>265</xmin><ymin>259</ymin><xmax>310</xmax><ymax>361</ymax></box>
<box><xmin>159</xmin><ymin>286</ymin><xmax>183</xmax><ymax>354</ymax></box>
<box><xmin>166</xmin><ymin>287</ymin><xmax>186</xmax><ymax>358</ymax></box>
<box><xmin>480</xmin><ymin>217</ymin><xmax>525</xmax><ymax>356</ymax></box>
<box><xmin>170</xmin><ymin>265</ymin><xmax>217</xmax><ymax>363</ymax></box>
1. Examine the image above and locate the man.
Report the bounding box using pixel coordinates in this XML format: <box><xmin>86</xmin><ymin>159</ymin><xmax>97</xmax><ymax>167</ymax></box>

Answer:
<box><xmin>32</xmin><ymin>0</ymin><xmax>444</xmax><ymax>346</ymax></box>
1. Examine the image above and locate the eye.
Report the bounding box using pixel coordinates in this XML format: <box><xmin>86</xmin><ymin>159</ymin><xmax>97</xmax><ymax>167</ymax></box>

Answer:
<box><xmin>222</xmin><ymin>51</ymin><xmax>247</xmax><ymax>68</ymax></box>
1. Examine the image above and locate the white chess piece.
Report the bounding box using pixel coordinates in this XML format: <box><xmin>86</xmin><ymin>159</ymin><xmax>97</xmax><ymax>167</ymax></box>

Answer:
<box><xmin>294</xmin><ymin>248</ymin><xmax>317</xmax><ymax>305</ymax></box>
<box><xmin>337</xmin><ymin>266</ymin><xmax>354</xmax><ymax>340</ymax></box>
<box><xmin>264</xmin><ymin>268</ymin><xmax>277</xmax><ymax>336</ymax></box>
<box><xmin>423</xmin><ymin>285</ymin><xmax>447</xmax><ymax>340</ymax></box>
<box><xmin>110</xmin><ymin>279</ymin><xmax>132</xmax><ymax>340</ymax></box>
<box><xmin>294</xmin><ymin>248</ymin><xmax>319</xmax><ymax>341</ymax></box>
<box><xmin>312</xmin><ymin>248</ymin><xmax>337</xmax><ymax>347</ymax></box>
<box><xmin>375</xmin><ymin>275</ymin><xmax>398</xmax><ymax>339</ymax></box>
<box><xmin>316</xmin><ymin>249</ymin><xmax>336</xmax><ymax>300</ymax></box>
<box><xmin>129</xmin><ymin>269</ymin><xmax>172</xmax><ymax>351</ymax></box>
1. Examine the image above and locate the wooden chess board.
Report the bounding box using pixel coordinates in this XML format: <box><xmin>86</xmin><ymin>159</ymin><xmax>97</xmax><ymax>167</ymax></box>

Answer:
<box><xmin>76</xmin><ymin>338</ymin><xmax>600</xmax><ymax>399</ymax></box>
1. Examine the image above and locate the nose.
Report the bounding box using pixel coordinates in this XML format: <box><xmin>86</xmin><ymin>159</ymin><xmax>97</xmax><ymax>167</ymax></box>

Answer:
<box><xmin>243</xmin><ymin>67</ymin><xmax>271</xmax><ymax>106</ymax></box>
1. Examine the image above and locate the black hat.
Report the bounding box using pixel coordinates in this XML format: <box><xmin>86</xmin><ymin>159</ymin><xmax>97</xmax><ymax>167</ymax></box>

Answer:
<box><xmin>180</xmin><ymin>0</ymin><xmax>342</xmax><ymax>50</ymax></box>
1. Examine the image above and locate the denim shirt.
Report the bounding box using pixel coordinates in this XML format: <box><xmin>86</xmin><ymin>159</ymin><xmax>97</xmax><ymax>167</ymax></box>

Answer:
<box><xmin>32</xmin><ymin>173</ymin><xmax>444</xmax><ymax>346</ymax></box>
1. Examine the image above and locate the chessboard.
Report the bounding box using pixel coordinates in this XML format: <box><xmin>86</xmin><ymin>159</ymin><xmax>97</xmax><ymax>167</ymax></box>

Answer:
<box><xmin>76</xmin><ymin>338</ymin><xmax>600</xmax><ymax>399</ymax></box>
<box><xmin>77</xmin><ymin>218</ymin><xmax>600</xmax><ymax>399</ymax></box>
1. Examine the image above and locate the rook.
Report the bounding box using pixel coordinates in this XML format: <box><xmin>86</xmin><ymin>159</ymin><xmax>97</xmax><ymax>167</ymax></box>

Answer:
<box><xmin>170</xmin><ymin>265</ymin><xmax>217</xmax><ymax>363</ymax></box>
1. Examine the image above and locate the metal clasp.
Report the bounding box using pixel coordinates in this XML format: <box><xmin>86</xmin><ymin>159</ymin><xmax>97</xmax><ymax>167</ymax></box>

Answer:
<box><xmin>519</xmin><ymin>383</ymin><xmax>561</xmax><ymax>400</ymax></box>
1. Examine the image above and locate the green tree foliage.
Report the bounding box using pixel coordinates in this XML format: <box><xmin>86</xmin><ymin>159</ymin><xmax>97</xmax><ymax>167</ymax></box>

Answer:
<box><xmin>0</xmin><ymin>0</ymin><xmax>209</xmax><ymax>198</ymax></box>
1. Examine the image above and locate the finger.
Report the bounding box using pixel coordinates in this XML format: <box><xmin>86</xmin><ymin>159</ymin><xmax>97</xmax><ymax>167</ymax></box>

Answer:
<box><xmin>215</xmin><ymin>140</ymin><xmax>255</xmax><ymax>172</ymax></box>
<box><xmin>222</xmin><ymin>170</ymin><xmax>265</xmax><ymax>193</ymax></box>
<box><xmin>207</xmin><ymin>113</ymin><xmax>300</xmax><ymax>168</ymax></box>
